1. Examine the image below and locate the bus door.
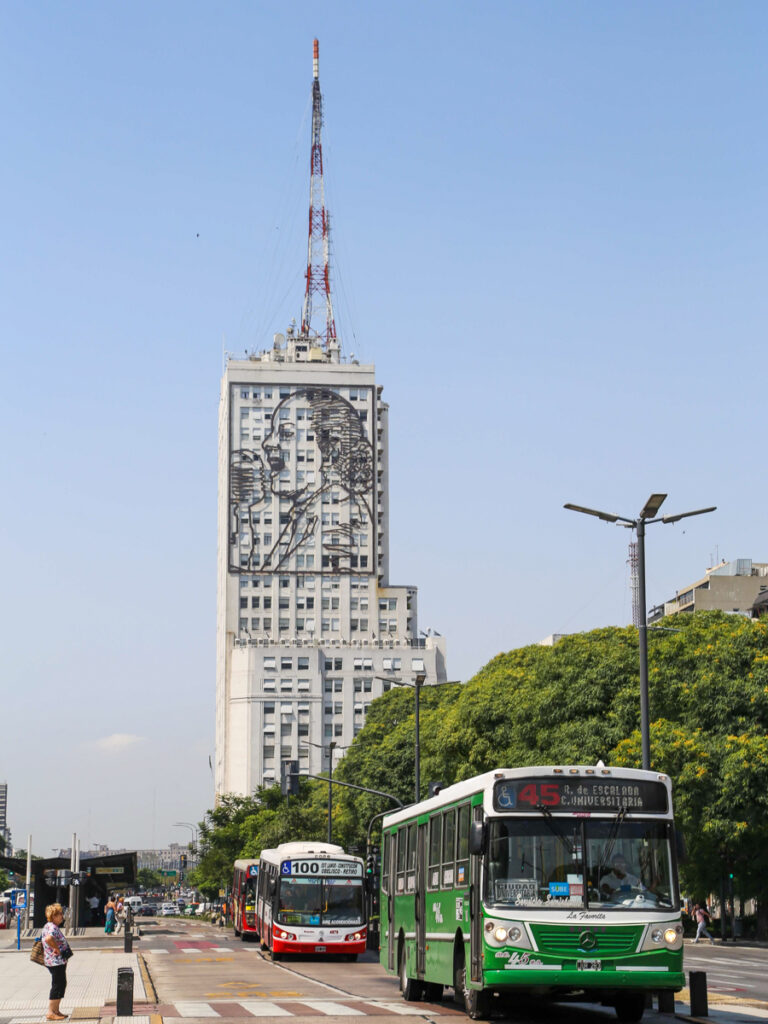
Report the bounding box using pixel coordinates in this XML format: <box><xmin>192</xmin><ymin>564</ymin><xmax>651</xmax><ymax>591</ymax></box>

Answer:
<box><xmin>469</xmin><ymin>804</ymin><xmax>483</xmax><ymax>983</ymax></box>
<box><xmin>387</xmin><ymin>833</ymin><xmax>396</xmax><ymax>972</ymax></box>
<box><xmin>416</xmin><ymin>822</ymin><xmax>427</xmax><ymax>977</ymax></box>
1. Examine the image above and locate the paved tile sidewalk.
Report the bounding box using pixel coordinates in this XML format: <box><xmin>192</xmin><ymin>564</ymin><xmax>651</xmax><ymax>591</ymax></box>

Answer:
<box><xmin>0</xmin><ymin>951</ymin><xmax>146</xmax><ymax>1014</ymax></box>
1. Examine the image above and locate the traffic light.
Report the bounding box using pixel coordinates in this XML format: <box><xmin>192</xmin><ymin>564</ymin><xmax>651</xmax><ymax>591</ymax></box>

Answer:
<box><xmin>180</xmin><ymin>854</ymin><xmax>187</xmax><ymax>869</ymax></box>
<box><xmin>366</xmin><ymin>852</ymin><xmax>375</xmax><ymax>876</ymax></box>
<box><xmin>281</xmin><ymin>760</ymin><xmax>299</xmax><ymax>796</ymax></box>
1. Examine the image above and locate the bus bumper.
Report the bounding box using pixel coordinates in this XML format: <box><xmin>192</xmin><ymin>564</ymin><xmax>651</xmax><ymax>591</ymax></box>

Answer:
<box><xmin>482</xmin><ymin>967</ymin><xmax>685</xmax><ymax>992</ymax></box>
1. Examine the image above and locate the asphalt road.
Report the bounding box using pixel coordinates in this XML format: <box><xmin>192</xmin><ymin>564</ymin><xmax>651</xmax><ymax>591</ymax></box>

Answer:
<box><xmin>138</xmin><ymin>917</ymin><xmax>768</xmax><ymax>1023</ymax></box>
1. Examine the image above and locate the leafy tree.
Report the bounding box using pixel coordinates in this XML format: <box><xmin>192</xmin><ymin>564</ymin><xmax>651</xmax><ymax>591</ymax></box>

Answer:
<box><xmin>137</xmin><ymin>868</ymin><xmax>165</xmax><ymax>890</ymax></box>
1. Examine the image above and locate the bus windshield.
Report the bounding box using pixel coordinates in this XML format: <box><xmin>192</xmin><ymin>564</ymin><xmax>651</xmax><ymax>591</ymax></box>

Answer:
<box><xmin>277</xmin><ymin>877</ymin><xmax>364</xmax><ymax>926</ymax></box>
<box><xmin>486</xmin><ymin>818</ymin><xmax>675</xmax><ymax>911</ymax></box>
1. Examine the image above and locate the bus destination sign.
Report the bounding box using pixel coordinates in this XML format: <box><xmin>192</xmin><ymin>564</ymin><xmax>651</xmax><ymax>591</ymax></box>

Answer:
<box><xmin>281</xmin><ymin>859</ymin><xmax>363</xmax><ymax>877</ymax></box>
<box><xmin>493</xmin><ymin>777</ymin><xmax>668</xmax><ymax>814</ymax></box>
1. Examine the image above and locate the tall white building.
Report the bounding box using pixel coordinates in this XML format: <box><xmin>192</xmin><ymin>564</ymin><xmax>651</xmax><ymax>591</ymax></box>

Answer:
<box><xmin>215</xmin><ymin>328</ymin><xmax>447</xmax><ymax>796</ymax></box>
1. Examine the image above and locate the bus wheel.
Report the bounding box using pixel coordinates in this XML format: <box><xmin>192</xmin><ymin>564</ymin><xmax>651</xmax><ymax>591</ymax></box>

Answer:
<box><xmin>399</xmin><ymin>947</ymin><xmax>424</xmax><ymax>1001</ymax></box>
<box><xmin>454</xmin><ymin>955</ymin><xmax>488</xmax><ymax>1020</ymax></box>
<box><xmin>614</xmin><ymin>994</ymin><xmax>645</xmax><ymax>1022</ymax></box>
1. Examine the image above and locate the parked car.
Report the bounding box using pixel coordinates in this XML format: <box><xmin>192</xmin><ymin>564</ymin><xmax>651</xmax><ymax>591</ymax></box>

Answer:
<box><xmin>160</xmin><ymin>902</ymin><xmax>178</xmax><ymax>916</ymax></box>
<box><xmin>139</xmin><ymin>904</ymin><xmax>158</xmax><ymax>916</ymax></box>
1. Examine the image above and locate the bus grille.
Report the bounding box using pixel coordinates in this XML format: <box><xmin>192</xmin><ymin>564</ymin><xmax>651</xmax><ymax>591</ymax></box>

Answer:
<box><xmin>530</xmin><ymin>924</ymin><xmax>642</xmax><ymax>957</ymax></box>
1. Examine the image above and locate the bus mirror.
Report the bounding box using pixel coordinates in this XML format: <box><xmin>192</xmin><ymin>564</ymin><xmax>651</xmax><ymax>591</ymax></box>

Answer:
<box><xmin>675</xmin><ymin>829</ymin><xmax>687</xmax><ymax>864</ymax></box>
<box><xmin>469</xmin><ymin>821</ymin><xmax>486</xmax><ymax>856</ymax></box>
<box><xmin>268</xmin><ymin>878</ymin><xmax>277</xmax><ymax>897</ymax></box>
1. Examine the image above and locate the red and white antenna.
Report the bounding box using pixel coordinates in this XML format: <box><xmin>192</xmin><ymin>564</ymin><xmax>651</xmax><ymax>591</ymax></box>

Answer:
<box><xmin>300</xmin><ymin>38</ymin><xmax>337</xmax><ymax>348</ymax></box>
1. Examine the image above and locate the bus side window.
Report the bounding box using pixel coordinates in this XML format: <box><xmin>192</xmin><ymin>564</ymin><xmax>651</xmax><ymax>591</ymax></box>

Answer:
<box><xmin>406</xmin><ymin>823</ymin><xmax>417</xmax><ymax>893</ymax></box>
<box><xmin>442</xmin><ymin>808</ymin><xmax>456</xmax><ymax>889</ymax></box>
<box><xmin>396</xmin><ymin>826</ymin><xmax>406</xmax><ymax>893</ymax></box>
<box><xmin>456</xmin><ymin>804</ymin><xmax>470</xmax><ymax>887</ymax></box>
<box><xmin>428</xmin><ymin>815</ymin><xmax>442</xmax><ymax>890</ymax></box>
<box><xmin>382</xmin><ymin>833</ymin><xmax>390</xmax><ymax>895</ymax></box>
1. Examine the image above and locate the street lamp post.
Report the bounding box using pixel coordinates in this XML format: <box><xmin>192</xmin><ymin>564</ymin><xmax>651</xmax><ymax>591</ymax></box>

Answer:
<box><xmin>564</xmin><ymin>493</ymin><xmax>715</xmax><ymax>770</ymax></box>
<box><xmin>300</xmin><ymin>741</ymin><xmax>347</xmax><ymax>843</ymax></box>
<box><xmin>379</xmin><ymin>672</ymin><xmax>427</xmax><ymax>803</ymax></box>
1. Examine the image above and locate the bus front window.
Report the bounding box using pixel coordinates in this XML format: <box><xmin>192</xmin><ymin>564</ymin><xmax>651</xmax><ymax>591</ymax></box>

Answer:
<box><xmin>486</xmin><ymin>819</ymin><xmax>584</xmax><ymax>909</ymax></box>
<box><xmin>277</xmin><ymin>877</ymin><xmax>322</xmax><ymax>925</ymax></box>
<box><xmin>586</xmin><ymin>821</ymin><xmax>674</xmax><ymax>909</ymax></box>
<box><xmin>324</xmin><ymin>880</ymin><xmax>364</xmax><ymax>925</ymax></box>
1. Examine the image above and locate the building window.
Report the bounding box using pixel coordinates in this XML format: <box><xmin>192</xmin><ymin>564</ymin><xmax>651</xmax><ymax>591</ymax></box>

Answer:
<box><xmin>264</xmin><ymin>656</ymin><xmax>276</xmax><ymax>670</ymax></box>
<box><xmin>281</xmin><ymin>657</ymin><xmax>292</xmax><ymax>670</ymax></box>
<box><xmin>298</xmin><ymin>657</ymin><xmax>309</xmax><ymax>670</ymax></box>
<box><xmin>251</xmin><ymin>596</ymin><xmax>260</xmax><ymax>608</ymax></box>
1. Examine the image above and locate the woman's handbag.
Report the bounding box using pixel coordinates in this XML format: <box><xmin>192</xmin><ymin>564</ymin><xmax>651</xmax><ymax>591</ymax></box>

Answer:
<box><xmin>62</xmin><ymin>946</ymin><xmax>74</xmax><ymax>960</ymax></box>
<box><xmin>30</xmin><ymin>939</ymin><xmax>45</xmax><ymax>965</ymax></box>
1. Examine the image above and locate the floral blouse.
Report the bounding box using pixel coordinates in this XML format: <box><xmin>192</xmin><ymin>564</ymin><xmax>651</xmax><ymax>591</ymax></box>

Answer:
<box><xmin>42</xmin><ymin>921</ymin><xmax>70</xmax><ymax>967</ymax></box>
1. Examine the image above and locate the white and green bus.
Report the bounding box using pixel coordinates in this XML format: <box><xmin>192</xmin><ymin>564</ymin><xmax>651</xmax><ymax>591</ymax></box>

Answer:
<box><xmin>380</xmin><ymin>765</ymin><xmax>684</xmax><ymax>1022</ymax></box>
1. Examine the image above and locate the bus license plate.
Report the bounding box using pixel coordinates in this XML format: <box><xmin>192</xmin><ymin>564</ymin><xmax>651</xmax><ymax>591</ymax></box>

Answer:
<box><xmin>577</xmin><ymin>960</ymin><xmax>602</xmax><ymax>971</ymax></box>
<box><xmin>315</xmin><ymin>945</ymin><xmax>326</xmax><ymax>952</ymax></box>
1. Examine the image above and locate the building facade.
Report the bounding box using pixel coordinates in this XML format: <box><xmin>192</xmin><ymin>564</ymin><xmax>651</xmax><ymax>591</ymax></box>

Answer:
<box><xmin>215</xmin><ymin>328</ymin><xmax>447</xmax><ymax>796</ymax></box>
<box><xmin>649</xmin><ymin>558</ymin><xmax>768</xmax><ymax>623</ymax></box>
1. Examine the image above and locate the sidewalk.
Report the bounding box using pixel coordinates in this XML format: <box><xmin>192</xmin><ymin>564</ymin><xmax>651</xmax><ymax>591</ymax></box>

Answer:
<box><xmin>0</xmin><ymin>948</ymin><xmax>147</xmax><ymax>1021</ymax></box>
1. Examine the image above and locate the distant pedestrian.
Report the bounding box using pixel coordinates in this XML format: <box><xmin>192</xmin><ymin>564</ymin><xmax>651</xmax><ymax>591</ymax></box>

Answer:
<box><xmin>693</xmin><ymin>903</ymin><xmax>715</xmax><ymax>944</ymax></box>
<box><xmin>87</xmin><ymin>893</ymin><xmax>99</xmax><ymax>926</ymax></box>
<box><xmin>114</xmin><ymin>896</ymin><xmax>125</xmax><ymax>934</ymax></box>
<box><xmin>104</xmin><ymin>896</ymin><xmax>117</xmax><ymax>934</ymax></box>
<box><xmin>42</xmin><ymin>902</ymin><xmax>71</xmax><ymax>1020</ymax></box>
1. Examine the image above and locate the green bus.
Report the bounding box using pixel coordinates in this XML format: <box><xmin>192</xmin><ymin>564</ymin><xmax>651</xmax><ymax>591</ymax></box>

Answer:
<box><xmin>380</xmin><ymin>765</ymin><xmax>684</xmax><ymax>1022</ymax></box>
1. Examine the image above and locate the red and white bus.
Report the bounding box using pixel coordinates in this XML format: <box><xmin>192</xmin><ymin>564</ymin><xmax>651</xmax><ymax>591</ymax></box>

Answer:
<box><xmin>255</xmin><ymin>841</ymin><xmax>366</xmax><ymax>959</ymax></box>
<box><xmin>232</xmin><ymin>858</ymin><xmax>260</xmax><ymax>940</ymax></box>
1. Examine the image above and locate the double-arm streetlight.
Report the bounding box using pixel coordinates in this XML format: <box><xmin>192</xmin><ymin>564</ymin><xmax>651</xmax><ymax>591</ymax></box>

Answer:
<box><xmin>300</xmin><ymin>740</ymin><xmax>347</xmax><ymax>842</ymax></box>
<box><xmin>564</xmin><ymin>493</ymin><xmax>715</xmax><ymax>770</ymax></box>
<box><xmin>379</xmin><ymin>673</ymin><xmax>461</xmax><ymax>803</ymax></box>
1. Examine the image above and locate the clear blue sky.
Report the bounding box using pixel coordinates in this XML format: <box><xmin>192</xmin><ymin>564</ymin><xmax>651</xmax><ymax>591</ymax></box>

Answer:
<box><xmin>2</xmin><ymin>1</ymin><xmax>766</xmax><ymax>854</ymax></box>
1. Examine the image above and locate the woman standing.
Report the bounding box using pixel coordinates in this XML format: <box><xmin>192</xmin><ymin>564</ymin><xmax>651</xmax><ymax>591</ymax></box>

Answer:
<box><xmin>104</xmin><ymin>896</ymin><xmax>117</xmax><ymax>934</ymax></box>
<box><xmin>42</xmin><ymin>903</ymin><xmax>71</xmax><ymax>1021</ymax></box>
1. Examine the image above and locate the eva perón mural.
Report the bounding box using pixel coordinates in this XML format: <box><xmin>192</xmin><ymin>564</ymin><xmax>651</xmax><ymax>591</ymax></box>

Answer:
<box><xmin>229</xmin><ymin>387</ymin><xmax>375</xmax><ymax>575</ymax></box>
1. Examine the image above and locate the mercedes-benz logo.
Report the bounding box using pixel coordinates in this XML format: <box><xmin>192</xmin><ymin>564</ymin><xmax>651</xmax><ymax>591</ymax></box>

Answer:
<box><xmin>579</xmin><ymin>930</ymin><xmax>597</xmax><ymax>951</ymax></box>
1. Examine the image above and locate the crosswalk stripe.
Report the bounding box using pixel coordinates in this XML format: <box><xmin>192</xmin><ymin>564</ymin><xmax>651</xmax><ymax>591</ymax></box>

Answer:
<box><xmin>296</xmin><ymin>1001</ymin><xmax>364</xmax><ymax>1016</ymax></box>
<box><xmin>236</xmin><ymin>1001</ymin><xmax>293</xmax><ymax>1016</ymax></box>
<box><xmin>366</xmin><ymin>1001</ymin><xmax>439</xmax><ymax>1015</ymax></box>
<box><xmin>174</xmin><ymin>1002</ymin><xmax>221</xmax><ymax>1017</ymax></box>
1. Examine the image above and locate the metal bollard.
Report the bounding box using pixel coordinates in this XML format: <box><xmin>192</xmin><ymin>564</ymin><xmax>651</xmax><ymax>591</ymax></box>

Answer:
<box><xmin>116</xmin><ymin>966</ymin><xmax>134</xmax><ymax>1017</ymax></box>
<box><xmin>123</xmin><ymin>926</ymin><xmax>132</xmax><ymax>952</ymax></box>
<box><xmin>689</xmin><ymin>970</ymin><xmax>708</xmax><ymax>1018</ymax></box>
<box><xmin>657</xmin><ymin>990</ymin><xmax>675</xmax><ymax>1013</ymax></box>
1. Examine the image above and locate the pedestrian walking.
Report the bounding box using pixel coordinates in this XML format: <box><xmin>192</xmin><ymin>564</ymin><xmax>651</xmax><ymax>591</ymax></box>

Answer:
<box><xmin>42</xmin><ymin>902</ymin><xmax>72</xmax><ymax>1020</ymax></box>
<box><xmin>114</xmin><ymin>895</ymin><xmax>125</xmax><ymax>934</ymax></box>
<box><xmin>693</xmin><ymin>903</ymin><xmax>715</xmax><ymax>944</ymax></box>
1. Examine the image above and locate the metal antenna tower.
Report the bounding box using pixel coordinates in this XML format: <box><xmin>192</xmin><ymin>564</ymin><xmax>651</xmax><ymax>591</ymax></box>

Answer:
<box><xmin>628</xmin><ymin>539</ymin><xmax>641</xmax><ymax>627</ymax></box>
<box><xmin>300</xmin><ymin>39</ymin><xmax>337</xmax><ymax>348</ymax></box>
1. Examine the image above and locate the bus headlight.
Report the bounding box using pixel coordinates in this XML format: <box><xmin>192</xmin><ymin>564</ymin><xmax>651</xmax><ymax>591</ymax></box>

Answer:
<box><xmin>641</xmin><ymin>922</ymin><xmax>682</xmax><ymax>951</ymax></box>
<box><xmin>484</xmin><ymin>919</ymin><xmax>531</xmax><ymax>950</ymax></box>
